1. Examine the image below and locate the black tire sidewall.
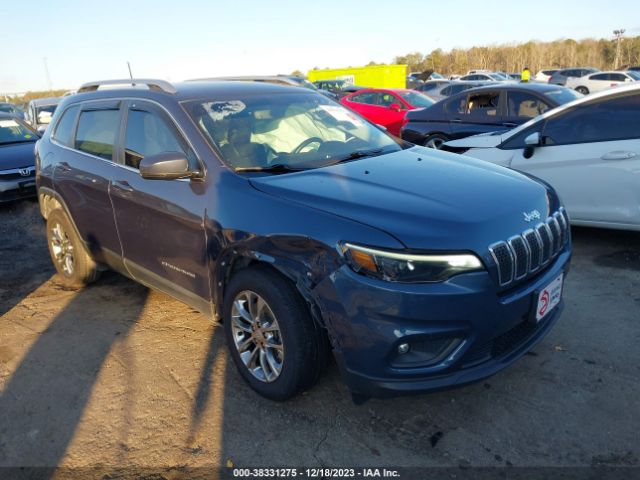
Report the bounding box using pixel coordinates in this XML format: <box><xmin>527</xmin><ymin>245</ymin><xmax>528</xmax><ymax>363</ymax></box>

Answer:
<box><xmin>223</xmin><ymin>267</ymin><xmax>320</xmax><ymax>401</ymax></box>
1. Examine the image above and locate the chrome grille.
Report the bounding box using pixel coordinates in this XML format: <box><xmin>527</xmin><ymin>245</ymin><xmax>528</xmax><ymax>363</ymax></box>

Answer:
<box><xmin>489</xmin><ymin>208</ymin><xmax>570</xmax><ymax>287</ymax></box>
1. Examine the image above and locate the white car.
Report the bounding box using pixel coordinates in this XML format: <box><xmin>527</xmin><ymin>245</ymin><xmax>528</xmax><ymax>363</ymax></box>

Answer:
<box><xmin>442</xmin><ymin>84</ymin><xmax>640</xmax><ymax>231</ymax></box>
<box><xmin>535</xmin><ymin>69</ymin><xmax>559</xmax><ymax>82</ymax></box>
<box><xmin>566</xmin><ymin>70</ymin><xmax>639</xmax><ymax>94</ymax></box>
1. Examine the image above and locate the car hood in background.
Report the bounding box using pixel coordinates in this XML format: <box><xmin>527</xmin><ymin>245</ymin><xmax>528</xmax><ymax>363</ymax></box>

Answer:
<box><xmin>0</xmin><ymin>141</ymin><xmax>37</xmax><ymax>170</ymax></box>
<box><xmin>250</xmin><ymin>147</ymin><xmax>553</xmax><ymax>251</ymax></box>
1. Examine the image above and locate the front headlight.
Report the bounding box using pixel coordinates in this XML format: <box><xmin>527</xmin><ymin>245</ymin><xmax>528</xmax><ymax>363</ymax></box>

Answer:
<box><xmin>342</xmin><ymin>242</ymin><xmax>484</xmax><ymax>283</ymax></box>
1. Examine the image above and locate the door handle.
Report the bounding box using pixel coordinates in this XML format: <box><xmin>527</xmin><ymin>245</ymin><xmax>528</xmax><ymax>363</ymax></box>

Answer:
<box><xmin>451</xmin><ymin>118</ymin><xmax>462</xmax><ymax>123</ymax></box>
<box><xmin>503</xmin><ymin>122</ymin><xmax>517</xmax><ymax>128</ymax></box>
<box><xmin>58</xmin><ymin>162</ymin><xmax>71</xmax><ymax>172</ymax></box>
<box><xmin>601</xmin><ymin>151</ymin><xmax>637</xmax><ymax>161</ymax></box>
<box><xmin>113</xmin><ymin>180</ymin><xmax>134</xmax><ymax>192</ymax></box>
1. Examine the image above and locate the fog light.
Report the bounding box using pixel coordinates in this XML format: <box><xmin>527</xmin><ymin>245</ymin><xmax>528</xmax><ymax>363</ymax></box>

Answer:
<box><xmin>398</xmin><ymin>343</ymin><xmax>410</xmax><ymax>354</ymax></box>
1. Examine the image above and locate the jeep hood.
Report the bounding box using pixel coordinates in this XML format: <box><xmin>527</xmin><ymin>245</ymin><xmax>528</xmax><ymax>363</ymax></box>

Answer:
<box><xmin>249</xmin><ymin>147</ymin><xmax>553</xmax><ymax>251</ymax></box>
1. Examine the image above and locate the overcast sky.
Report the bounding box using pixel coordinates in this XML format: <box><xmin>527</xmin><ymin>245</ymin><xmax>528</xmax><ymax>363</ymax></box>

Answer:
<box><xmin>1</xmin><ymin>0</ymin><xmax>638</xmax><ymax>92</ymax></box>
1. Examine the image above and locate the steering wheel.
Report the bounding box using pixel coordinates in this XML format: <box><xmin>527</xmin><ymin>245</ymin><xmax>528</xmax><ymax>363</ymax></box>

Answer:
<box><xmin>293</xmin><ymin>137</ymin><xmax>324</xmax><ymax>154</ymax></box>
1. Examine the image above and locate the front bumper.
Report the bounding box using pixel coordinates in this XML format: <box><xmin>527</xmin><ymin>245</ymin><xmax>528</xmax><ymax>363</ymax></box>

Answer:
<box><xmin>0</xmin><ymin>168</ymin><xmax>37</xmax><ymax>202</ymax></box>
<box><xmin>314</xmin><ymin>245</ymin><xmax>571</xmax><ymax>398</ymax></box>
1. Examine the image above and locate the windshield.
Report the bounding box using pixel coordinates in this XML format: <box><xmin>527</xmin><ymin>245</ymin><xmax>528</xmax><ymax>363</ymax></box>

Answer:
<box><xmin>545</xmin><ymin>88</ymin><xmax>583</xmax><ymax>104</ymax></box>
<box><xmin>489</xmin><ymin>73</ymin><xmax>508</xmax><ymax>81</ymax></box>
<box><xmin>0</xmin><ymin>118</ymin><xmax>37</xmax><ymax>144</ymax></box>
<box><xmin>627</xmin><ymin>71</ymin><xmax>640</xmax><ymax>80</ymax></box>
<box><xmin>184</xmin><ymin>93</ymin><xmax>402</xmax><ymax>172</ymax></box>
<box><xmin>397</xmin><ymin>91</ymin><xmax>435</xmax><ymax>108</ymax></box>
<box><xmin>0</xmin><ymin>104</ymin><xmax>16</xmax><ymax>113</ymax></box>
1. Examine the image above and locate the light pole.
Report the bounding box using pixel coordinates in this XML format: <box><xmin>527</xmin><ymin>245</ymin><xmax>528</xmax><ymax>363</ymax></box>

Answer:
<box><xmin>613</xmin><ymin>29</ymin><xmax>626</xmax><ymax>70</ymax></box>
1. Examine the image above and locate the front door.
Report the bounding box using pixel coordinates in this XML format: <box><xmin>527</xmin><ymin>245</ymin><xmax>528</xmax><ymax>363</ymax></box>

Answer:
<box><xmin>109</xmin><ymin>100</ymin><xmax>211</xmax><ymax>312</ymax></box>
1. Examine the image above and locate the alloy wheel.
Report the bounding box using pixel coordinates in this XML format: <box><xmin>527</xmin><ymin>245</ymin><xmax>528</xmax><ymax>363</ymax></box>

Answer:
<box><xmin>50</xmin><ymin>222</ymin><xmax>75</xmax><ymax>275</ymax></box>
<box><xmin>426</xmin><ymin>137</ymin><xmax>445</xmax><ymax>149</ymax></box>
<box><xmin>231</xmin><ymin>290</ymin><xmax>284</xmax><ymax>383</ymax></box>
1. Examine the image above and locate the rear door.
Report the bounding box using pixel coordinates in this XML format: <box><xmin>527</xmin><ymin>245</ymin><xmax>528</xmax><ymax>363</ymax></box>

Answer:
<box><xmin>109</xmin><ymin>99</ymin><xmax>211</xmax><ymax>311</ymax></box>
<box><xmin>509</xmin><ymin>91</ymin><xmax>640</xmax><ymax>227</ymax></box>
<box><xmin>52</xmin><ymin>100</ymin><xmax>123</xmax><ymax>262</ymax></box>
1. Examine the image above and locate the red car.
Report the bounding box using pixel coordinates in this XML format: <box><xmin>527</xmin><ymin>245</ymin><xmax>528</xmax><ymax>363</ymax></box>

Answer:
<box><xmin>340</xmin><ymin>88</ymin><xmax>434</xmax><ymax>136</ymax></box>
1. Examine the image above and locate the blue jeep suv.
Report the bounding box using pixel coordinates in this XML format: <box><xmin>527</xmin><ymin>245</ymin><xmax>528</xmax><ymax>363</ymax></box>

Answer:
<box><xmin>36</xmin><ymin>79</ymin><xmax>571</xmax><ymax>401</ymax></box>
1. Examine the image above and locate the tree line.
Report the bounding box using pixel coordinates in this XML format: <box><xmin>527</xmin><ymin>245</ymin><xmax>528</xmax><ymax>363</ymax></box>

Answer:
<box><xmin>393</xmin><ymin>36</ymin><xmax>640</xmax><ymax>75</ymax></box>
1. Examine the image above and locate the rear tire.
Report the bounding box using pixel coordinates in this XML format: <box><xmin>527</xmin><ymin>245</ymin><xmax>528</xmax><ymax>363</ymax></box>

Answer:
<box><xmin>46</xmin><ymin>209</ymin><xmax>100</xmax><ymax>287</ymax></box>
<box><xmin>223</xmin><ymin>266</ymin><xmax>327</xmax><ymax>400</ymax></box>
<box><xmin>423</xmin><ymin>133</ymin><xmax>449</xmax><ymax>149</ymax></box>
<box><xmin>575</xmin><ymin>86</ymin><xmax>589</xmax><ymax>95</ymax></box>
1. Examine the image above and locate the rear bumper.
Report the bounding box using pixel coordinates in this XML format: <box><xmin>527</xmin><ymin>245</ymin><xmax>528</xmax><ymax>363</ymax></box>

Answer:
<box><xmin>314</xmin><ymin>246</ymin><xmax>571</xmax><ymax>398</ymax></box>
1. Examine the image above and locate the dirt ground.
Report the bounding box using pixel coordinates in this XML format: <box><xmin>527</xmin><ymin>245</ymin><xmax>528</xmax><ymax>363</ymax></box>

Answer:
<box><xmin>1</xmin><ymin>199</ymin><xmax>639</xmax><ymax>478</ymax></box>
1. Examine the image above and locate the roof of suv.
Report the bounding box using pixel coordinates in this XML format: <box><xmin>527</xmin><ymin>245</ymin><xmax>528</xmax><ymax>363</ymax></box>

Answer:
<box><xmin>69</xmin><ymin>79</ymin><xmax>314</xmax><ymax>104</ymax></box>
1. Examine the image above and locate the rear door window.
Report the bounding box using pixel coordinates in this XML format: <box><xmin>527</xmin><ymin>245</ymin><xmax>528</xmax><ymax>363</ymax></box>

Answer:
<box><xmin>74</xmin><ymin>107</ymin><xmax>121</xmax><ymax>160</ymax></box>
<box><xmin>466</xmin><ymin>92</ymin><xmax>500</xmax><ymax>120</ymax></box>
<box><xmin>349</xmin><ymin>92</ymin><xmax>380</xmax><ymax>105</ymax></box>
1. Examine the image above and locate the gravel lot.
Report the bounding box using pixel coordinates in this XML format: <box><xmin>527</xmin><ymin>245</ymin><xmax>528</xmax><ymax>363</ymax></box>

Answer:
<box><xmin>0</xmin><ymin>199</ymin><xmax>639</xmax><ymax>477</ymax></box>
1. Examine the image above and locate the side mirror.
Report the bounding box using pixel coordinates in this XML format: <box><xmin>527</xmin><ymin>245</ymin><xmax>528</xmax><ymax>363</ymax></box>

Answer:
<box><xmin>36</xmin><ymin>125</ymin><xmax>48</xmax><ymax>136</ymax></box>
<box><xmin>523</xmin><ymin>132</ymin><xmax>540</xmax><ymax>159</ymax></box>
<box><xmin>389</xmin><ymin>102</ymin><xmax>403</xmax><ymax>112</ymax></box>
<box><xmin>139</xmin><ymin>152</ymin><xmax>197</xmax><ymax>180</ymax></box>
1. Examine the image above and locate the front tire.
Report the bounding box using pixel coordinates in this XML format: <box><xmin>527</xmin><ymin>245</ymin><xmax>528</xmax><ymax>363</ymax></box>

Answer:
<box><xmin>575</xmin><ymin>86</ymin><xmax>589</xmax><ymax>95</ymax></box>
<box><xmin>223</xmin><ymin>266</ymin><xmax>327</xmax><ymax>400</ymax></box>
<box><xmin>424</xmin><ymin>133</ymin><xmax>449</xmax><ymax>149</ymax></box>
<box><xmin>46</xmin><ymin>209</ymin><xmax>100</xmax><ymax>287</ymax></box>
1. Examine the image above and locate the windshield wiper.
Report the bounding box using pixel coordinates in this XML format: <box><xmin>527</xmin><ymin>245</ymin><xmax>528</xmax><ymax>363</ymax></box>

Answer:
<box><xmin>326</xmin><ymin>148</ymin><xmax>386</xmax><ymax>166</ymax></box>
<box><xmin>234</xmin><ymin>163</ymin><xmax>307</xmax><ymax>174</ymax></box>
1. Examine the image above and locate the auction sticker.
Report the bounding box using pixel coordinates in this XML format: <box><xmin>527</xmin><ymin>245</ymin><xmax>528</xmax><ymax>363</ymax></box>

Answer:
<box><xmin>536</xmin><ymin>273</ymin><xmax>563</xmax><ymax>322</ymax></box>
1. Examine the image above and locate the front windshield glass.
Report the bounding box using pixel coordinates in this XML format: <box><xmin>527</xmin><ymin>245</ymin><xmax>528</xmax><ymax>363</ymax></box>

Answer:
<box><xmin>0</xmin><ymin>104</ymin><xmax>16</xmax><ymax>113</ymax></box>
<box><xmin>0</xmin><ymin>118</ymin><xmax>37</xmax><ymax>144</ymax></box>
<box><xmin>627</xmin><ymin>71</ymin><xmax>640</xmax><ymax>80</ymax></box>
<box><xmin>545</xmin><ymin>88</ymin><xmax>583</xmax><ymax>104</ymax></box>
<box><xmin>489</xmin><ymin>73</ymin><xmax>507</xmax><ymax>81</ymax></box>
<box><xmin>397</xmin><ymin>91</ymin><xmax>434</xmax><ymax>108</ymax></box>
<box><xmin>184</xmin><ymin>93</ymin><xmax>403</xmax><ymax>172</ymax></box>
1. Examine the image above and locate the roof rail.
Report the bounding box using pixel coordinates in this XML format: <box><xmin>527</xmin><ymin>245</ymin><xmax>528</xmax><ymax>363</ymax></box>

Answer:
<box><xmin>77</xmin><ymin>79</ymin><xmax>176</xmax><ymax>94</ymax></box>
